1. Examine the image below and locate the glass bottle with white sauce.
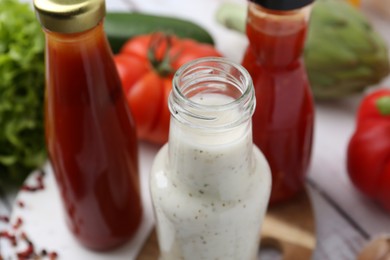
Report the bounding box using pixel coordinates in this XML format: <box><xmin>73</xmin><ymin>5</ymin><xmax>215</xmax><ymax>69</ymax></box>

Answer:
<box><xmin>150</xmin><ymin>57</ymin><xmax>272</xmax><ymax>260</ymax></box>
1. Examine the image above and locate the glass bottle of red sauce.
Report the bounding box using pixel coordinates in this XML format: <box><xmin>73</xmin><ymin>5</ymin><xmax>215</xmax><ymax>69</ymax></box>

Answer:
<box><xmin>33</xmin><ymin>0</ymin><xmax>142</xmax><ymax>250</ymax></box>
<box><xmin>242</xmin><ymin>0</ymin><xmax>315</xmax><ymax>204</ymax></box>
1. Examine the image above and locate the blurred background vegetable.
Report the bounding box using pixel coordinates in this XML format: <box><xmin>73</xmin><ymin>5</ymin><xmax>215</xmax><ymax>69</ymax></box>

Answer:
<box><xmin>305</xmin><ymin>0</ymin><xmax>389</xmax><ymax>99</ymax></box>
<box><xmin>114</xmin><ymin>33</ymin><xmax>221</xmax><ymax>145</ymax></box>
<box><xmin>215</xmin><ymin>0</ymin><xmax>390</xmax><ymax>100</ymax></box>
<box><xmin>347</xmin><ymin>0</ymin><xmax>360</xmax><ymax>7</ymax></box>
<box><xmin>347</xmin><ymin>89</ymin><xmax>390</xmax><ymax>213</ymax></box>
<box><xmin>0</xmin><ymin>0</ymin><xmax>46</xmax><ymax>188</ymax></box>
<box><xmin>105</xmin><ymin>12</ymin><xmax>215</xmax><ymax>53</ymax></box>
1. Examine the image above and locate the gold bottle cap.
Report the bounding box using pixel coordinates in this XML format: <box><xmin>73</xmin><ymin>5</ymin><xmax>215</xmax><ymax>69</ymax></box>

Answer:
<box><xmin>34</xmin><ymin>0</ymin><xmax>105</xmax><ymax>34</ymax></box>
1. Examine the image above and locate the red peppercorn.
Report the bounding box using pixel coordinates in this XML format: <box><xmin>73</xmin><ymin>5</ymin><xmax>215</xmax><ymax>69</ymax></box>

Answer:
<box><xmin>17</xmin><ymin>201</ymin><xmax>25</xmax><ymax>208</ymax></box>
<box><xmin>0</xmin><ymin>231</ymin><xmax>17</xmax><ymax>246</ymax></box>
<box><xmin>16</xmin><ymin>241</ymin><xmax>34</xmax><ymax>259</ymax></box>
<box><xmin>16</xmin><ymin>232</ymin><xmax>35</xmax><ymax>259</ymax></box>
<box><xmin>12</xmin><ymin>217</ymin><xmax>23</xmax><ymax>230</ymax></box>
<box><xmin>21</xmin><ymin>169</ymin><xmax>46</xmax><ymax>192</ymax></box>
<box><xmin>49</xmin><ymin>251</ymin><xmax>58</xmax><ymax>259</ymax></box>
<box><xmin>0</xmin><ymin>216</ymin><xmax>9</xmax><ymax>223</ymax></box>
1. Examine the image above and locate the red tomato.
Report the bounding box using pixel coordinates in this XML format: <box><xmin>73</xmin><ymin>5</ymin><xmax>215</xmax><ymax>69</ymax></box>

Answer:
<box><xmin>347</xmin><ymin>88</ymin><xmax>390</xmax><ymax>213</ymax></box>
<box><xmin>115</xmin><ymin>33</ymin><xmax>222</xmax><ymax>144</ymax></box>
<box><xmin>114</xmin><ymin>55</ymin><xmax>148</xmax><ymax>93</ymax></box>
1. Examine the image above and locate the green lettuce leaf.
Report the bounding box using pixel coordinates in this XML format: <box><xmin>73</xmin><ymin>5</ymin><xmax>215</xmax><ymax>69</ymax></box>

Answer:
<box><xmin>0</xmin><ymin>0</ymin><xmax>46</xmax><ymax>187</ymax></box>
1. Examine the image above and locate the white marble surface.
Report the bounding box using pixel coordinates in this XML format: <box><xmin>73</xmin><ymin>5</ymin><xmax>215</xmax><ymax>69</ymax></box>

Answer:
<box><xmin>3</xmin><ymin>144</ymin><xmax>156</xmax><ymax>259</ymax></box>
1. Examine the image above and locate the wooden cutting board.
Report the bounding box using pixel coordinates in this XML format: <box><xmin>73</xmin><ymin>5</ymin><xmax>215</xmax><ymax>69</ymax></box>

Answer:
<box><xmin>136</xmin><ymin>189</ymin><xmax>316</xmax><ymax>260</ymax></box>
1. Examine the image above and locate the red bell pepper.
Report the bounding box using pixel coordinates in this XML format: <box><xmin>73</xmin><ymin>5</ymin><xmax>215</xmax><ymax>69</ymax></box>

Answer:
<box><xmin>347</xmin><ymin>89</ymin><xmax>390</xmax><ymax>213</ymax></box>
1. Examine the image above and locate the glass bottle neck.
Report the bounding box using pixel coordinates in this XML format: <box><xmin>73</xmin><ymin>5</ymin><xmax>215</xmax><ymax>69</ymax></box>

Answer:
<box><xmin>246</xmin><ymin>3</ymin><xmax>312</xmax><ymax>68</ymax></box>
<box><xmin>45</xmin><ymin>21</ymin><xmax>107</xmax><ymax>51</ymax></box>
<box><xmin>44</xmin><ymin>21</ymin><xmax>119</xmax><ymax>107</ymax></box>
<box><xmin>169</xmin><ymin>58</ymin><xmax>255</xmax><ymax>134</ymax></box>
<box><xmin>167</xmin><ymin>58</ymin><xmax>256</xmax><ymax>198</ymax></box>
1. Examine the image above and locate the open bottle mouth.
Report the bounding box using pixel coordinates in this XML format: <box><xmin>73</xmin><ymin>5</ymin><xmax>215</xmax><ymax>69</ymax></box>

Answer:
<box><xmin>170</xmin><ymin>57</ymin><xmax>255</xmax><ymax>130</ymax></box>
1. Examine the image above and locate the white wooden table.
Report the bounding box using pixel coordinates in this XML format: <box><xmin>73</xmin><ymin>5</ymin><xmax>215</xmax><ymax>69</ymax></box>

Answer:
<box><xmin>1</xmin><ymin>0</ymin><xmax>390</xmax><ymax>259</ymax></box>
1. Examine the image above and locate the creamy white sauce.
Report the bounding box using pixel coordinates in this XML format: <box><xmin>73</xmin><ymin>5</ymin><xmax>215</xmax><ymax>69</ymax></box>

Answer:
<box><xmin>150</xmin><ymin>93</ymin><xmax>271</xmax><ymax>260</ymax></box>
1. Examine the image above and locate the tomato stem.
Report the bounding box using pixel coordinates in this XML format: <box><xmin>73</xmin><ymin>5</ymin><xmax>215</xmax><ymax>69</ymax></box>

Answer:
<box><xmin>147</xmin><ymin>33</ymin><xmax>175</xmax><ymax>77</ymax></box>
<box><xmin>376</xmin><ymin>96</ymin><xmax>390</xmax><ymax>116</ymax></box>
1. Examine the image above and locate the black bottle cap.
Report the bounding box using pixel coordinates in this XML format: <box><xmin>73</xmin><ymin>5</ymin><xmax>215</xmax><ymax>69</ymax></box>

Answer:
<box><xmin>250</xmin><ymin>0</ymin><xmax>314</xmax><ymax>10</ymax></box>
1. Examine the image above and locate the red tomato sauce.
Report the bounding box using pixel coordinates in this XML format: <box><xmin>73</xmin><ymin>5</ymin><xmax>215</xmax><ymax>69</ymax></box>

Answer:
<box><xmin>242</xmin><ymin>5</ymin><xmax>314</xmax><ymax>204</ymax></box>
<box><xmin>44</xmin><ymin>23</ymin><xmax>142</xmax><ymax>250</ymax></box>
